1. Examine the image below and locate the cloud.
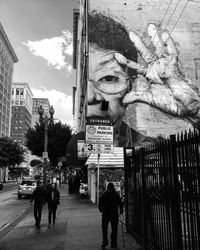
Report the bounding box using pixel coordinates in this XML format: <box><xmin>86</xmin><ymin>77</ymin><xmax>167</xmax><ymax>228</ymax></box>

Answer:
<box><xmin>32</xmin><ymin>87</ymin><xmax>73</xmax><ymax>126</ymax></box>
<box><xmin>23</xmin><ymin>30</ymin><xmax>73</xmax><ymax>73</ymax></box>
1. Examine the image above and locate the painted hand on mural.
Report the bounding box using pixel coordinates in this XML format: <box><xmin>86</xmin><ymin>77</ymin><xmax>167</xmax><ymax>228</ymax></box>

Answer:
<box><xmin>115</xmin><ymin>23</ymin><xmax>200</xmax><ymax>127</ymax></box>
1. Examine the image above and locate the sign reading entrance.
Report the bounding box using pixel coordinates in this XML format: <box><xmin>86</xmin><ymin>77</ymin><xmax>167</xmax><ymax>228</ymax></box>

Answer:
<box><xmin>85</xmin><ymin>125</ymin><xmax>113</xmax><ymax>144</ymax></box>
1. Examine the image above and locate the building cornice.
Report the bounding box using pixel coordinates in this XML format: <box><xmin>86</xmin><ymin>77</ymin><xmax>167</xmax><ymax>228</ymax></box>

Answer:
<box><xmin>13</xmin><ymin>82</ymin><xmax>33</xmax><ymax>97</ymax></box>
<box><xmin>0</xmin><ymin>22</ymin><xmax>18</xmax><ymax>63</ymax></box>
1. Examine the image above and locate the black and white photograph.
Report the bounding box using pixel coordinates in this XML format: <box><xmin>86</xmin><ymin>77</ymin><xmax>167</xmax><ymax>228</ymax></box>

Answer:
<box><xmin>1</xmin><ymin>0</ymin><xmax>200</xmax><ymax>249</ymax></box>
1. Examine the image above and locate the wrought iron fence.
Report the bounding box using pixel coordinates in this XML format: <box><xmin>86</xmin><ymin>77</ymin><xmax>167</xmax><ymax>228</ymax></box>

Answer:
<box><xmin>124</xmin><ymin>129</ymin><xmax>200</xmax><ymax>250</ymax></box>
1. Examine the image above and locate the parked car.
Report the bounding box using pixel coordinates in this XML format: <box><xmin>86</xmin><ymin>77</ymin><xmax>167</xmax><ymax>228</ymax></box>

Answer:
<box><xmin>0</xmin><ymin>182</ymin><xmax>3</xmax><ymax>191</ymax></box>
<box><xmin>79</xmin><ymin>183</ymin><xmax>88</xmax><ymax>197</ymax></box>
<box><xmin>17</xmin><ymin>180</ymin><xmax>36</xmax><ymax>199</ymax></box>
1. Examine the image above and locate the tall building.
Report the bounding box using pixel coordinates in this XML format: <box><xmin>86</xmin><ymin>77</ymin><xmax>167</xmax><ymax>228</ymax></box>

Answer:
<box><xmin>73</xmin><ymin>0</ymin><xmax>200</xmax><ymax>146</ymax></box>
<box><xmin>0</xmin><ymin>22</ymin><xmax>18</xmax><ymax>137</ymax></box>
<box><xmin>11</xmin><ymin>82</ymin><xmax>33</xmax><ymax>145</ymax></box>
<box><xmin>32</xmin><ymin>98</ymin><xmax>50</xmax><ymax>126</ymax></box>
<box><xmin>73</xmin><ymin>6</ymin><xmax>88</xmax><ymax>132</ymax></box>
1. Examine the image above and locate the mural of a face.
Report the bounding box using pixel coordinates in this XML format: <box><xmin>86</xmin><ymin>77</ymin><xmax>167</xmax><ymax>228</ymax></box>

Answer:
<box><xmin>88</xmin><ymin>11</ymin><xmax>138</xmax><ymax>126</ymax></box>
<box><xmin>88</xmin><ymin>44</ymin><xmax>130</xmax><ymax>123</ymax></box>
<box><xmin>88</xmin><ymin>11</ymin><xmax>200</xmax><ymax>129</ymax></box>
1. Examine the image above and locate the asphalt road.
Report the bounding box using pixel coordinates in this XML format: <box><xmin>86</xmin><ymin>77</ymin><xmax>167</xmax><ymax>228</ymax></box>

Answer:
<box><xmin>0</xmin><ymin>187</ymin><xmax>30</xmax><ymax>234</ymax></box>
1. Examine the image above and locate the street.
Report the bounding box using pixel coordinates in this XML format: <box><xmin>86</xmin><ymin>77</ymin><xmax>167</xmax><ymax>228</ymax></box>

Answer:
<box><xmin>0</xmin><ymin>184</ymin><xmax>30</xmax><ymax>233</ymax></box>
<box><xmin>0</xmin><ymin>184</ymin><xmax>141</xmax><ymax>250</ymax></box>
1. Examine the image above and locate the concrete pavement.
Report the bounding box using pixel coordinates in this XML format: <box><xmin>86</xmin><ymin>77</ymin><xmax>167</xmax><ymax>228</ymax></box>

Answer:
<box><xmin>0</xmin><ymin>184</ymin><xmax>142</xmax><ymax>250</ymax></box>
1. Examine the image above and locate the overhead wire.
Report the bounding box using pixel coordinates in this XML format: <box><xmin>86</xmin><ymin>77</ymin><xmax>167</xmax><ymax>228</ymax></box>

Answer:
<box><xmin>135</xmin><ymin>0</ymin><xmax>190</xmax><ymax>92</ymax></box>
<box><xmin>125</xmin><ymin>1</ymin><xmax>175</xmax><ymax>142</ymax></box>
<box><xmin>149</xmin><ymin>0</ymin><xmax>190</xmax><ymax>61</ymax></box>
<box><xmin>125</xmin><ymin>0</ymin><xmax>191</xmax><ymax>141</ymax></box>
<box><xmin>169</xmin><ymin>0</ymin><xmax>190</xmax><ymax>36</ymax></box>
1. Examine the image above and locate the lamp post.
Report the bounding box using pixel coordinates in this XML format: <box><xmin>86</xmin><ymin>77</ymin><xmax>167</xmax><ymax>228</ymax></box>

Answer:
<box><xmin>38</xmin><ymin>105</ymin><xmax>55</xmax><ymax>188</ymax></box>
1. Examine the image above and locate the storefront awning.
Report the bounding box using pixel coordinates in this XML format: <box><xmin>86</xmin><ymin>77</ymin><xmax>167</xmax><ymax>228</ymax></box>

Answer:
<box><xmin>85</xmin><ymin>147</ymin><xmax>124</xmax><ymax>168</ymax></box>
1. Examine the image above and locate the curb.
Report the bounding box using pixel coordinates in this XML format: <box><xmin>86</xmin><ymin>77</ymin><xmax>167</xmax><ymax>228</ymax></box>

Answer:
<box><xmin>0</xmin><ymin>205</ymin><xmax>31</xmax><ymax>240</ymax></box>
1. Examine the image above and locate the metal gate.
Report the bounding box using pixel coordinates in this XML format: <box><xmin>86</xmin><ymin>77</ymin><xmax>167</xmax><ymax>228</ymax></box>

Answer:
<box><xmin>124</xmin><ymin>130</ymin><xmax>200</xmax><ymax>250</ymax></box>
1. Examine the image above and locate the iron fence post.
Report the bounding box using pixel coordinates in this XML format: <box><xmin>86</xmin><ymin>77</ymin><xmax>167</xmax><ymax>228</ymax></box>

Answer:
<box><xmin>140</xmin><ymin>147</ymin><xmax>147</xmax><ymax>249</ymax></box>
<box><xmin>124</xmin><ymin>147</ymin><xmax>130</xmax><ymax>232</ymax></box>
<box><xmin>170</xmin><ymin>134</ymin><xmax>183</xmax><ymax>249</ymax></box>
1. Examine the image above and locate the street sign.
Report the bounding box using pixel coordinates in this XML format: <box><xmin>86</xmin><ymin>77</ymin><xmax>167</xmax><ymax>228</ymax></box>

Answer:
<box><xmin>85</xmin><ymin>143</ymin><xmax>113</xmax><ymax>154</ymax></box>
<box><xmin>86</xmin><ymin>116</ymin><xmax>113</xmax><ymax>125</ymax></box>
<box><xmin>85</xmin><ymin>125</ymin><xmax>113</xmax><ymax>144</ymax></box>
<box><xmin>77</xmin><ymin>140</ymin><xmax>88</xmax><ymax>158</ymax></box>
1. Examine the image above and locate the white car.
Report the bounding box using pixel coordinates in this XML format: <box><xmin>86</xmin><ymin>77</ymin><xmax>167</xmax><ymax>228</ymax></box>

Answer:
<box><xmin>17</xmin><ymin>180</ymin><xmax>36</xmax><ymax>199</ymax></box>
<box><xmin>79</xmin><ymin>183</ymin><xmax>88</xmax><ymax>197</ymax></box>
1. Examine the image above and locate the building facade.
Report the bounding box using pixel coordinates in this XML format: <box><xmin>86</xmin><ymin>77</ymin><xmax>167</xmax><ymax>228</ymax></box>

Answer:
<box><xmin>0</xmin><ymin>22</ymin><xmax>18</xmax><ymax>137</ymax></box>
<box><xmin>73</xmin><ymin>4</ymin><xmax>88</xmax><ymax>132</ymax></box>
<box><xmin>74</xmin><ymin>0</ymin><xmax>200</xmax><ymax>146</ymax></box>
<box><xmin>11</xmin><ymin>82</ymin><xmax>33</xmax><ymax>145</ymax></box>
<box><xmin>31</xmin><ymin>98</ymin><xmax>50</xmax><ymax>126</ymax></box>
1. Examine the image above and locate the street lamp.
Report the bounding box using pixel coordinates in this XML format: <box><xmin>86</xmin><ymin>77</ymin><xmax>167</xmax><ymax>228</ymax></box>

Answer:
<box><xmin>38</xmin><ymin>105</ymin><xmax>55</xmax><ymax>188</ymax></box>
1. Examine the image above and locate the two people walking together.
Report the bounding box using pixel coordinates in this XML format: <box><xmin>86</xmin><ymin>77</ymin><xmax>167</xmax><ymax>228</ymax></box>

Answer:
<box><xmin>30</xmin><ymin>180</ymin><xmax>60</xmax><ymax>229</ymax></box>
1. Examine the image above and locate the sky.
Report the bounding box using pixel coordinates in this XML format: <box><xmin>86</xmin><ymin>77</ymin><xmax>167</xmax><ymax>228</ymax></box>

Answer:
<box><xmin>0</xmin><ymin>0</ymin><xmax>78</xmax><ymax>125</ymax></box>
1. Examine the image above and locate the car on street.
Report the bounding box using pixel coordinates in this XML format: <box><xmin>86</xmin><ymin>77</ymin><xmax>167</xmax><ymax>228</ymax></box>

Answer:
<box><xmin>0</xmin><ymin>182</ymin><xmax>3</xmax><ymax>191</ymax></box>
<box><xmin>79</xmin><ymin>183</ymin><xmax>88</xmax><ymax>197</ymax></box>
<box><xmin>17</xmin><ymin>180</ymin><xmax>36</xmax><ymax>199</ymax></box>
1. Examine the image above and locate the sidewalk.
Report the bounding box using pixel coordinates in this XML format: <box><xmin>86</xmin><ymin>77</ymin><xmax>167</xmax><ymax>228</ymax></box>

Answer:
<box><xmin>0</xmin><ymin>184</ymin><xmax>142</xmax><ymax>250</ymax></box>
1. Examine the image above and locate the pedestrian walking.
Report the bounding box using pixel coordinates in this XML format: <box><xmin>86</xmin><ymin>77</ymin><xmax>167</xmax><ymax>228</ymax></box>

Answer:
<box><xmin>99</xmin><ymin>182</ymin><xmax>123</xmax><ymax>249</ymax></box>
<box><xmin>30</xmin><ymin>181</ymin><xmax>46</xmax><ymax>229</ymax></box>
<box><xmin>46</xmin><ymin>182</ymin><xmax>60</xmax><ymax>228</ymax></box>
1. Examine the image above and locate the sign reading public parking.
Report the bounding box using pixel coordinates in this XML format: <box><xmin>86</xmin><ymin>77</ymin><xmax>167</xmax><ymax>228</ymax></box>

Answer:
<box><xmin>85</xmin><ymin>125</ymin><xmax>113</xmax><ymax>144</ymax></box>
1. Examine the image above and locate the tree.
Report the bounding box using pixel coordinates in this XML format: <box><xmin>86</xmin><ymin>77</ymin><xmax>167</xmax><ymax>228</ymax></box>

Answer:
<box><xmin>0</xmin><ymin>137</ymin><xmax>25</xmax><ymax>168</ymax></box>
<box><xmin>25</xmin><ymin>122</ymin><xmax>72</xmax><ymax>166</ymax></box>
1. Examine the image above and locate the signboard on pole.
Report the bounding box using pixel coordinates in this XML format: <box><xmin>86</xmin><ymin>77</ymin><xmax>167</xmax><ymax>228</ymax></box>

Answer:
<box><xmin>77</xmin><ymin>140</ymin><xmax>88</xmax><ymax>158</ymax></box>
<box><xmin>85</xmin><ymin>125</ymin><xmax>113</xmax><ymax>144</ymax></box>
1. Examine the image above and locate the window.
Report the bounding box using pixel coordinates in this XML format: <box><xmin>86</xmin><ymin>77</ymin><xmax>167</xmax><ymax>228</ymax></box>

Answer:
<box><xmin>20</xmin><ymin>88</ymin><xmax>24</xmax><ymax>96</ymax></box>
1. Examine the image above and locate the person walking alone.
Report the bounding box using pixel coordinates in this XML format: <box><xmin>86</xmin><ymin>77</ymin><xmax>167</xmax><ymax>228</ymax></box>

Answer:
<box><xmin>46</xmin><ymin>182</ymin><xmax>60</xmax><ymax>228</ymax></box>
<box><xmin>99</xmin><ymin>182</ymin><xmax>123</xmax><ymax>249</ymax></box>
<box><xmin>30</xmin><ymin>181</ymin><xmax>46</xmax><ymax>229</ymax></box>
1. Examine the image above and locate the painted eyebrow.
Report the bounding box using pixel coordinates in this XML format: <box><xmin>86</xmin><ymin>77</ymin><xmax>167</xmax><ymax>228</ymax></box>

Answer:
<box><xmin>98</xmin><ymin>51</ymin><xmax>117</xmax><ymax>66</ymax></box>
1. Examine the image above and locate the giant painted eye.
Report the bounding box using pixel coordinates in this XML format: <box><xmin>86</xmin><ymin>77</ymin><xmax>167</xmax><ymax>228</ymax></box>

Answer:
<box><xmin>99</xmin><ymin>75</ymin><xmax>119</xmax><ymax>82</ymax></box>
<box><xmin>91</xmin><ymin>70</ymin><xmax>130</xmax><ymax>94</ymax></box>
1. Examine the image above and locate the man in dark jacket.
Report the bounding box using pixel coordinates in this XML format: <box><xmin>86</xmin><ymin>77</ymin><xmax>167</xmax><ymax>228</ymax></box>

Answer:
<box><xmin>46</xmin><ymin>182</ymin><xmax>60</xmax><ymax>227</ymax></box>
<box><xmin>30</xmin><ymin>181</ymin><xmax>46</xmax><ymax>229</ymax></box>
<box><xmin>99</xmin><ymin>182</ymin><xmax>123</xmax><ymax>248</ymax></box>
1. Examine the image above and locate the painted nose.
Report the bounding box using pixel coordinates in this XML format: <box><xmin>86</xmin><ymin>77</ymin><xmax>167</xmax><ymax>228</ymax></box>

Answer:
<box><xmin>88</xmin><ymin>80</ymin><xmax>105</xmax><ymax>104</ymax></box>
